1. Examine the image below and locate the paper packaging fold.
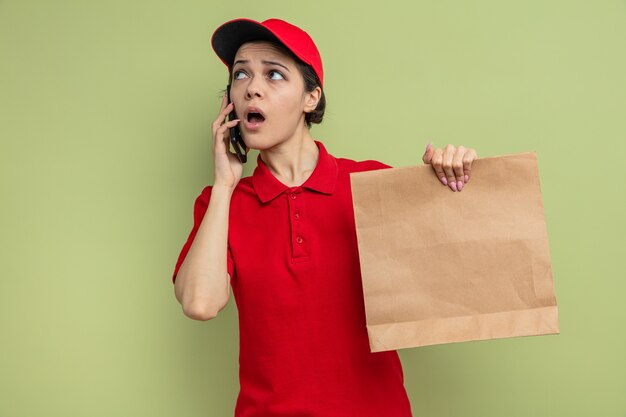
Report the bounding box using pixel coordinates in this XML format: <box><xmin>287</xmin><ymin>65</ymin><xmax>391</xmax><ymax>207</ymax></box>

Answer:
<box><xmin>349</xmin><ymin>152</ymin><xmax>559</xmax><ymax>352</ymax></box>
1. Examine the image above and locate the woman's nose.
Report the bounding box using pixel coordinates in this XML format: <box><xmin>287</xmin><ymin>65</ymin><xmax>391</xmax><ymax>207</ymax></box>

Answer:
<box><xmin>245</xmin><ymin>79</ymin><xmax>262</xmax><ymax>99</ymax></box>
<box><xmin>246</xmin><ymin>88</ymin><xmax>261</xmax><ymax>99</ymax></box>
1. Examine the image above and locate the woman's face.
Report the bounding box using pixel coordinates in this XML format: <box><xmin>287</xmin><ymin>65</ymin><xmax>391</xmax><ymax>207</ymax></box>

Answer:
<box><xmin>229</xmin><ymin>41</ymin><xmax>319</xmax><ymax>150</ymax></box>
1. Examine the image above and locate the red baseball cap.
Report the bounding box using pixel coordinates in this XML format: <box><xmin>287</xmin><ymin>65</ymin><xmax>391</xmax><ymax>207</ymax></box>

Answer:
<box><xmin>211</xmin><ymin>18</ymin><xmax>324</xmax><ymax>89</ymax></box>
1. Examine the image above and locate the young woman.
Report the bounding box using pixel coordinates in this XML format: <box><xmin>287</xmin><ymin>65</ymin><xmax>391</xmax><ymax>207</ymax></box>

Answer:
<box><xmin>172</xmin><ymin>18</ymin><xmax>478</xmax><ymax>417</ymax></box>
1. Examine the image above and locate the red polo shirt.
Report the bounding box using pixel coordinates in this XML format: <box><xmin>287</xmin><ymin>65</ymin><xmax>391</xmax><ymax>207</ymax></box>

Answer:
<box><xmin>172</xmin><ymin>140</ymin><xmax>413</xmax><ymax>417</ymax></box>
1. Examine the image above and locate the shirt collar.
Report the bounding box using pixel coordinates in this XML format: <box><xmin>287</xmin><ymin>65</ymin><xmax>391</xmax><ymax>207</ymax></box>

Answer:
<box><xmin>251</xmin><ymin>140</ymin><xmax>338</xmax><ymax>203</ymax></box>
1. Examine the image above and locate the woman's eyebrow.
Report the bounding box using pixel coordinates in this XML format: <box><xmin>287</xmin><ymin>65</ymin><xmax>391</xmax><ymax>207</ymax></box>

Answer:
<box><xmin>232</xmin><ymin>59</ymin><xmax>291</xmax><ymax>72</ymax></box>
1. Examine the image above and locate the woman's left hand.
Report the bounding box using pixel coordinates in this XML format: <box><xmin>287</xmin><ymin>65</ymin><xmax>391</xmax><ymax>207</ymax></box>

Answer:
<box><xmin>422</xmin><ymin>142</ymin><xmax>478</xmax><ymax>192</ymax></box>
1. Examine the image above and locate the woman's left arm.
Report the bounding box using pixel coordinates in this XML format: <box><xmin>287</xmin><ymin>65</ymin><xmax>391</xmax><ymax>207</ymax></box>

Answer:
<box><xmin>422</xmin><ymin>142</ymin><xmax>478</xmax><ymax>192</ymax></box>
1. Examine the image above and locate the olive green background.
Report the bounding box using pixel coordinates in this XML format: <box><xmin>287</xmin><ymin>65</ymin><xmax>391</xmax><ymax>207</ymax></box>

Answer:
<box><xmin>1</xmin><ymin>0</ymin><xmax>624</xmax><ymax>416</ymax></box>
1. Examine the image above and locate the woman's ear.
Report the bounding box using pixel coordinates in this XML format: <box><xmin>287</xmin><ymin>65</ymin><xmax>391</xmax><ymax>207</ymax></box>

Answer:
<box><xmin>304</xmin><ymin>87</ymin><xmax>322</xmax><ymax>113</ymax></box>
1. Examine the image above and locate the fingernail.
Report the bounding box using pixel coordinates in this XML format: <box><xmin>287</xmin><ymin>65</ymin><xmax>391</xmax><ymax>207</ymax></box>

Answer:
<box><xmin>440</xmin><ymin>176</ymin><xmax>447</xmax><ymax>185</ymax></box>
<box><xmin>425</xmin><ymin>142</ymin><xmax>432</xmax><ymax>153</ymax></box>
<box><xmin>457</xmin><ymin>180</ymin><xmax>463</xmax><ymax>191</ymax></box>
<box><xmin>450</xmin><ymin>181</ymin><xmax>457</xmax><ymax>192</ymax></box>
<box><xmin>464</xmin><ymin>174</ymin><xmax>469</xmax><ymax>183</ymax></box>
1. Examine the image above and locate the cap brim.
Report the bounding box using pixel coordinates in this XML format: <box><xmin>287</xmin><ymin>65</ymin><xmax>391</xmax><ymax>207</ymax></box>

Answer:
<box><xmin>211</xmin><ymin>18</ymin><xmax>283</xmax><ymax>69</ymax></box>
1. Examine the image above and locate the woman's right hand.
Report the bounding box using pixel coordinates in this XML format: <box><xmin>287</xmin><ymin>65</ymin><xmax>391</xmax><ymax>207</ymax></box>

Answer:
<box><xmin>211</xmin><ymin>92</ymin><xmax>248</xmax><ymax>190</ymax></box>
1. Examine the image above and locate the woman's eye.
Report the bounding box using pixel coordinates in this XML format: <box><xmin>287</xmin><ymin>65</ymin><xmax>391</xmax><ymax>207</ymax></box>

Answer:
<box><xmin>233</xmin><ymin>70</ymin><xmax>246</xmax><ymax>80</ymax></box>
<box><xmin>268</xmin><ymin>70</ymin><xmax>284</xmax><ymax>80</ymax></box>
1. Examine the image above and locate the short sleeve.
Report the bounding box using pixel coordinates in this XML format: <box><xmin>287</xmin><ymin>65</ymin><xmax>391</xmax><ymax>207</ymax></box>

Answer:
<box><xmin>369</xmin><ymin>160</ymin><xmax>393</xmax><ymax>170</ymax></box>
<box><xmin>356</xmin><ymin>159</ymin><xmax>394</xmax><ymax>172</ymax></box>
<box><xmin>172</xmin><ymin>185</ymin><xmax>235</xmax><ymax>284</ymax></box>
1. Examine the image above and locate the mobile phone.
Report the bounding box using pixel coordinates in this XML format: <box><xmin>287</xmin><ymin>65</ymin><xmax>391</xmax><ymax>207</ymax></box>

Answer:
<box><xmin>226</xmin><ymin>83</ymin><xmax>247</xmax><ymax>164</ymax></box>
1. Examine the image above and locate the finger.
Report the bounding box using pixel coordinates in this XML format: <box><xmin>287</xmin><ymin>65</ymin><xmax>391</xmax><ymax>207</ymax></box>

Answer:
<box><xmin>223</xmin><ymin>132</ymin><xmax>242</xmax><ymax>161</ymax></box>
<box><xmin>221</xmin><ymin>125</ymin><xmax>246</xmax><ymax>153</ymax></box>
<box><xmin>422</xmin><ymin>142</ymin><xmax>433</xmax><ymax>164</ymax></box>
<box><xmin>462</xmin><ymin>148</ymin><xmax>478</xmax><ymax>183</ymax></box>
<box><xmin>452</xmin><ymin>146</ymin><xmax>467</xmax><ymax>191</ymax></box>
<box><xmin>442</xmin><ymin>144</ymin><xmax>457</xmax><ymax>191</ymax></box>
<box><xmin>216</xmin><ymin>118</ymin><xmax>240</xmax><ymax>147</ymax></box>
<box><xmin>430</xmin><ymin>148</ymin><xmax>446</xmax><ymax>185</ymax></box>
<box><xmin>222</xmin><ymin>126</ymin><xmax>231</xmax><ymax>150</ymax></box>
<box><xmin>222</xmin><ymin>101</ymin><xmax>235</xmax><ymax>119</ymax></box>
<box><xmin>212</xmin><ymin>103</ymin><xmax>236</xmax><ymax>141</ymax></box>
<box><xmin>216</xmin><ymin>92</ymin><xmax>228</xmax><ymax>119</ymax></box>
<box><xmin>212</xmin><ymin>102</ymin><xmax>235</xmax><ymax>133</ymax></box>
<box><xmin>219</xmin><ymin>118</ymin><xmax>240</xmax><ymax>133</ymax></box>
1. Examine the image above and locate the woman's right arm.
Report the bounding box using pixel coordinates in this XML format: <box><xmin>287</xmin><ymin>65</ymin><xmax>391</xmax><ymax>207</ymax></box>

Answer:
<box><xmin>174</xmin><ymin>184</ymin><xmax>234</xmax><ymax>320</ymax></box>
<box><xmin>173</xmin><ymin>91</ymin><xmax>246</xmax><ymax>320</ymax></box>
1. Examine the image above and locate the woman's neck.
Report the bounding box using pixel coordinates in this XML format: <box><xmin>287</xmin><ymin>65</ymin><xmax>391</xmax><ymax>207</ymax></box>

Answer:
<box><xmin>259</xmin><ymin>131</ymin><xmax>320</xmax><ymax>187</ymax></box>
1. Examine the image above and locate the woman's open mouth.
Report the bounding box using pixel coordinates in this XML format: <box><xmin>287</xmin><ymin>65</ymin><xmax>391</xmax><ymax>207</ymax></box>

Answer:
<box><xmin>244</xmin><ymin>111</ymin><xmax>266</xmax><ymax>131</ymax></box>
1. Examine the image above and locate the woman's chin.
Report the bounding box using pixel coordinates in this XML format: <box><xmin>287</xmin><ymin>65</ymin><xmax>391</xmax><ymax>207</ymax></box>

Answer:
<box><xmin>241</xmin><ymin>129</ymin><xmax>290</xmax><ymax>151</ymax></box>
<box><xmin>242</xmin><ymin>135</ymin><xmax>269</xmax><ymax>151</ymax></box>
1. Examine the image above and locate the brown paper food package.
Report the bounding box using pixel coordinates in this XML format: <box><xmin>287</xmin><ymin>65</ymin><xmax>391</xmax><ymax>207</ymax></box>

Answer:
<box><xmin>350</xmin><ymin>152</ymin><xmax>559</xmax><ymax>352</ymax></box>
